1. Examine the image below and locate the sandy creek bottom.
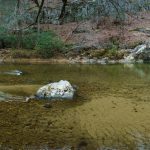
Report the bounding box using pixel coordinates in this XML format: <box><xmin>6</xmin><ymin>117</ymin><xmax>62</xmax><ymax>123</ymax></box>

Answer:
<box><xmin>0</xmin><ymin>63</ymin><xmax>150</xmax><ymax>150</ymax></box>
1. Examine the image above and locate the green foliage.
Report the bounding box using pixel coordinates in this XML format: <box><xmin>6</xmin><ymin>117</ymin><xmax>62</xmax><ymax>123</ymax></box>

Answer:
<box><xmin>0</xmin><ymin>27</ymin><xmax>6</xmax><ymax>34</ymax></box>
<box><xmin>0</xmin><ymin>27</ymin><xmax>65</xmax><ymax>58</ymax></box>
<box><xmin>21</xmin><ymin>30</ymin><xmax>37</xmax><ymax>49</ymax></box>
<box><xmin>102</xmin><ymin>36</ymin><xmax>125</xmax><ymax>59</ymax></box>
<box><xmin>105</xmin><ymin>36</ymin><xmax>120</xmax><ymax>51</ymax></box>
<box><xmin>0</xmin><ymin>27</ymin><xmax>36</xmax><ymax>49</ymax></box>
<box><xmin>35</xmin><ymin>31</ymin><xmax>65</xmax><ymax>58</ymax></box>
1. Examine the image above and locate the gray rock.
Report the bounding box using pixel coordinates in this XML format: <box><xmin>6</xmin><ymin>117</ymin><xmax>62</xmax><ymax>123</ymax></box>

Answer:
<box><xmin>36</xmin><ymin>80</ymin><xmax>76</xmax><ymax>100</ymax></box>
<box><xmin>124</xmin><ymin>55</ymin><xmax>135</xmax><ymax>63</ymax></box>
<box><xmin>134</xmin><ymin>28</ymin><xmax>150</xmax><ymax>35</ymax></box>
<box><xmin>108</xmin><ymin>60</ymin><xmax>117</xmax><ymax>64</ymax></box>
<box><xmin>118</xmin><ymin>58</ymin><xmax>136</xmax><ymax>64</ymax></box>
<box><xmin>89</xmin><ymin>59</ymin><xmax>97</xmax><ymax>64</ymax></box>
<box><xmin>2</xmin><ymin>70</ymin><xmax>23</xmax><ymax>76</ymax></box>
<box><xmin>97</xmin><ymin>57</ymin><xmax>108</xmax><ymax>65</ymax></box>
<box><xmin>131</xmin><ymin>44</ymin><xmax>147</xmax><ymax>54</ymax></box>
<box><xmin>118</xmin><ymin>59</ymin><xmax>125</xmax><ymax>64</ymax></box>
<box><xmin>39</xmin><ymin>0</ymin><xmax>150</xmax><ymax>24</ymax></box>
<box><xmin>71</xmin><ymin>45</ymin><xmax>85</xmax><ymax>52</ymax></box>
<box><xmin>124</xmin><ymin>43</ymin><xmax>150</xmax><ymax>63</ymax></box>
<box><xmin>146</xmin><ymin>41</ymin><xmax>150</xmax><ymax>49</ymax></box>
<box><xmin>136</xmin><ymin>59</ymin><xmax>143</xmax><ymax>63</ymax></box>
<box><xmin>81</xmin><ymin>57</ymin><xmax>90</xmax><ymax>64</ymax></box>
<box><xmin>25</xmin><ymin>95</ymin><xmax>35</xmax><ymax>102</ymax></box>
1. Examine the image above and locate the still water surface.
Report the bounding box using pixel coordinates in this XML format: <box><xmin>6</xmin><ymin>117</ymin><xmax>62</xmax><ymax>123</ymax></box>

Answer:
<box><xmin>0</xmin><ymin>63</ymin><xmax>150</xmax><ymax>150</ymax></box>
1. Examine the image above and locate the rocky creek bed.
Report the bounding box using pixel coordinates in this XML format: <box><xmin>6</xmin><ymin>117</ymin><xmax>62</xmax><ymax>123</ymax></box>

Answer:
<box><xmin>1</xmin><ymin>64</ymin><xmax>150</xmax><ymax>149</ymax></box>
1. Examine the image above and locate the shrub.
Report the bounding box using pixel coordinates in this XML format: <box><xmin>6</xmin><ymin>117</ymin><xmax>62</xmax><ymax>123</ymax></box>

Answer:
<box><xmin>0</xmin><ymin>27</ymin><xmax>36</xmax><ymax>49</ymax></box>
<box><xmin>0</xmin><ymin>27</ymin><xmax>17</xmax><ymax>48</ymax></box>
<box><xmin>0</xmin><ymin>27</ymin><xmax>65</xmax><ymax>58</ymax></box>
<box><xmin>35</xmin><ymin>31</ymin><xmax>65</xmax><ymax>58</ymax></box>
<box><xmin>101</xmin><ymin>36</ymin><xmax>120</xmax><ymax>59</ymax></box>
<box><xmin>21</xmin><ymin>30</ymin><xmax>37</xmax><ymax>49</ymax></box>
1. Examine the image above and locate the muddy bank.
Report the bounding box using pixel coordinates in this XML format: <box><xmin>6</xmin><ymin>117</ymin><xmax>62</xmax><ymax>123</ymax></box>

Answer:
<box><xmin>0</xmin><ymin>58</ymin><xmax>70</xmax><ymax>64</ymax></box>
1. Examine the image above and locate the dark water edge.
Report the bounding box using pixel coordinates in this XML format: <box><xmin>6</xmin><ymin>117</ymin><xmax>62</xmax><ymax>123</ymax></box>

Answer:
<box><xmin>1</xmin><ymin>63</ymin><xmax>150</xmax><ymax>150</ymax></box>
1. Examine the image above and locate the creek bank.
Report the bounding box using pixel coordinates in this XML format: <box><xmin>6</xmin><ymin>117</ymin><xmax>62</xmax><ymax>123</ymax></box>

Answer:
<box><xmin>0</xmin><ymin>42</ymin><xmax>150</xmax><ymax>65</ymax></box>
<box><xmin>69</xmin><ymin>57</ymin><xmax>144</xmax><ymax>65</ymax></box>
<box><xmin>0</xmin><ymin>53</ymin><xmax>145</xmax><ymax>65</ymax></box>
<box><xmin>69</xmin><ymin>42</ymin><xmax>150</xmax><ymax>64</ymax></box>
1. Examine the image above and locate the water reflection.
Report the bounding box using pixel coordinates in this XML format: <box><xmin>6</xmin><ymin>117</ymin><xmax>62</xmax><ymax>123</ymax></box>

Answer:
<box><xmin>124</xmin><ymin>64</ymin><xmax>150</xmax><ymax>79</ymax></box>
<box><xmin>124</xmin><ymin>64</ymin><xmax>146</xmax><ymax>78</ymax></box>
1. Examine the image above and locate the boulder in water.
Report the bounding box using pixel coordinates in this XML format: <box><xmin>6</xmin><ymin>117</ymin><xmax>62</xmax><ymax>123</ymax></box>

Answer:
<box><xmin>36</xmin><ymin>80</ymin><xmax>76</xmax><ymax>100</ymax></box>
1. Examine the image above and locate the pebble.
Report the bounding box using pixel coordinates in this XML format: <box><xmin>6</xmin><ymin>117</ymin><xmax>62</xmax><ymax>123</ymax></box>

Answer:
<box><xmin>43</xmin><ymin>103</ymin><xmax>52</xmax><ymax>109</ymax></box>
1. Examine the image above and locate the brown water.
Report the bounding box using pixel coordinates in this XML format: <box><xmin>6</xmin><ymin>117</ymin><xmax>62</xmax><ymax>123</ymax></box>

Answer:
<box><xmin>0</xmin><ymin>63</ymin><xmax>150</xmax><ymax>150</ymax></box>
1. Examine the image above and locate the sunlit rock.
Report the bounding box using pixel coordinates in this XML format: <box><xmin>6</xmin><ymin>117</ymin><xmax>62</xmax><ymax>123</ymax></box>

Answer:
<box><xmin>36</xmin><ymin>80</ymin><xmax>76</xmax><ymax>100</ymax></box>
<box><xmin>124</xmin><ymin>43</ymin><xmax>150</xmax><ymax>63</ymax></box>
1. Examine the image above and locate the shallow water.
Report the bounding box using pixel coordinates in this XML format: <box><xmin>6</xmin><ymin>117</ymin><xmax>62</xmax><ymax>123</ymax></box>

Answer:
<box><xmin>0</xmin><ymin>63</ymin><xmax>150</xmax><ymax>150</ymax></box>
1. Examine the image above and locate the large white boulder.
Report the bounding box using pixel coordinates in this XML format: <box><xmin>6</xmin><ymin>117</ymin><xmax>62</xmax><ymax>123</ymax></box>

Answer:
<box><xmin>36</xmin><ymin>80</ymin><xmax>76</xmax><ymax>100</ymax></box>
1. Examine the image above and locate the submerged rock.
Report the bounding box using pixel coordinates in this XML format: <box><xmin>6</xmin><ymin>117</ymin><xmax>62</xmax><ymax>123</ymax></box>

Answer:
<box><xmin>36</xmin><ymin>80</ymin><xmax>76</xmax><ymax>100</ymax></box>
<box><xmin>25</xmin><ymin>95</ymin><xmax>35</xmax><ymax>102</ymax></box>
<box><xmin>0</xmin><ymin>91</ymin><xmax>24</xmax><ymax>101</ymax></box>
<box><xmin>0</xmin><ymin>91</ymin><xmax>12</xmax><ymax>101</ymax></box>
<box><xmin>3</xmin><ymin>70</ymin><xmax>23</xmax><ymax>76</ymax></box>
<box><xmin>43</xmin><ymin>103</ymin><xmax>52</xmax><ymax>109</ymax></box>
